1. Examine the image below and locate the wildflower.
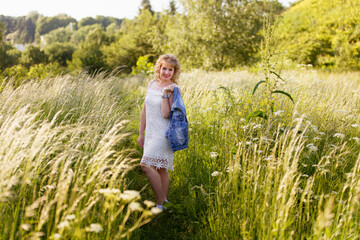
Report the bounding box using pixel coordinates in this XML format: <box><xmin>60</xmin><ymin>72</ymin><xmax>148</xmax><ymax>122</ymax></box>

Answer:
<box><xmin>99</xmin><ymin>188</ymin><xmax>120</xmax><ymax>195</ymax></box>
<box><xmin>353</xmin><ymin>137</ymin><xmax>360</xmax><ymax>143</ymax></box>
<box><xmin>210</xmin><ymin>152</ymin><xmax>218</xmax><ymax>158</ymax></box>
<box><xmin>274</xmin><ymin>110</ymin><xmax>284</xmax><ymax>116</ymax></box>
<box><xmin>151</xmin><ymin>207</ymin><xmax>162</xmax><ymax>214</ymax></box>
<box><xmin>306</xmin><ymin>143</ymin><xmax>318</xmax><ymax>152</ymax></box>
<box><xmin>53</xmin><ymin>233</ymin><xmax>62</xmax><ymax>239</ymax></box>
<box><xmin>318</xmin><ymin>132</ymin><xmax>325</xmax><ymax>135</ymax></box>
<box><xmin>65</xmin><ymin>214</ymin><xmax>76</xmax><ymax>221</ymax></box>
<box><xmin>144</xmin><ymin>200</ymin><xmax>155</xmax><ymax>208</ymax></box>
<box><xmin>333</xmin><ymin>133</ymin><xmax>345</xmax><ymax>139</ymax></box>
<box><xmin>211</xmin><ymin>171</ymin><xmax>220</xmax><ymax>177</ymax></box>
<box><xmin>119</xmin><ymin>190</ymin><xmax>140</xmax><ymax>202</ymax></box>
<box><xmin>21</xmin><ymin>224</ymin><xmax>31</xmax><ymax>231</ymax></box>
<box><xmin>351</xmin><ymin>124</ymin><xmax>360</xmax><ymax>128</ymax></box>
<box><xmin>57</xmin><ymin>221</ymin><xmax>70</xmax><ymax>229</ymax></box>
<box><xmin>129</xmin><ymin>202</ymin><xmax>143</xmax><ymax>212</ymax></box>
<box><xmin>240</xmin><ymin>118</ymin><xmax>246</xmax><ymax>122</ymax></box>
<box><xmin>245</xmin><ymin>141</ymin><xmax>251</xmax><ymax>145</ymax></box>
<box><xmin>253</xmin><ymin>124</ymin><xmax>263</xmax><ymax>129</ymax></box>
<box><xmin>85</xmin><ymin>223</ymin><xmax>103</xmax><ymax>233</ymax></box>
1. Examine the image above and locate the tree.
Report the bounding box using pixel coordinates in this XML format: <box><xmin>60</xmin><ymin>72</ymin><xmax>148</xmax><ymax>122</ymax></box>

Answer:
<box><xmin>169</xmin><ymin>0</ymin><xmax>177</xmax><ymax>15</ymax></box>
<box><xmin>0</xmin><ymin>43</ymin><xmax>21</xmax><ymax>71</ymax></box>
<box><xmin>79</xmin><ymin>17</ymin><xmax>97</xmax><ymax>27</ymax></box>
<box><xmin>71</xmin><ymin>28</ymin><xmax>111</xmax><ymax>73</ymax></box>
<box><xmin>0</xmin><ymin>22</ymin><xmax>3</xmax><ymax>41</ymax></box>
<box><xmin>140</xmin><ymin>0</ymin><xmax>154</xmax><ymax>14</ymax></box>
<box><xmin>103</xmin><ymin>10</ymin><xmax>159</xmax><ymax>73</ymax></box>
<box><xmin>275</xmin><ymin>0</ymin><xmax>360</xmax><ymax>69</ymax></box>
<box><xmin>20</xmin><ymin>45</ymin><xmax>48</xmax><ymax>68</ymax></box>
<box><xmin>44</xmin><ymin>42</ymin><xmax>75</xmax><ymax>66</ymax></box>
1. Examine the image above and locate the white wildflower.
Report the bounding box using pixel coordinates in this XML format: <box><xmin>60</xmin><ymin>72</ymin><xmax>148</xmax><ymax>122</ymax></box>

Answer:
<box><xmin>306</xmin><ymin>143</ymin><xmax>318</xmax><ymax>152</ymax></box>
<box><xmin>57</xmin><ymin>221</ymin><xmax>70</xmax><ymax>229</ymax></box>
<box><xmin>210</xmin><ymin>152</ymin><xmax>218</xmax><ymax>158</ymax></box>
<box><xmin>21</xmin><ymin>224</ymin><xmax>31</xmax><ymax>231</ymax></box>
<box><xmin>119</xmin><ymin>190</ymin><xmax>140</xmax><ymax>202</ymax></box>
<box><xmin>353</xmin><ymin>137</ymin><xmax>360</xmax><ymax>143</ymax></box>
<box><xmin>253</xmin><ymin>124</ymin><xmax>263</xmax><ymax>129</ymax></box>
<box><xmin>211</xmin><ymin>171</ymin><xmax>221</xmax><ymax>177</ymax></box>
<box><xmin>351</xmin><ymin>124</ymin><xmax>360</xmax><ymax>128</ymax></box>
<box><xmin>240</xmin><ymin>118</ymin><xmax>246</xmax><ymax>122</ymax></box>
<box><xmin>129</xmin><ymin>202</ymin><xmax>143</xmax><ymax>212</ymax></box>
<box><xmin>53</xmin><ymin>233</ymin><xmax>62</xmax><ymax>239</ymax></box>
<box><xmin>151</xmin><ymin>207</ymin><xmax>162</xmax><ymax>215</ymax></box>
<box><xmin>65</xmin><ymin>214</ymin><xmax>76</xmax><ymax>221</ymax></box>
<box><xmin>311</xmin><ymin>125</ymin><xmax>318</xmax><ymax>132</ymax></box>
<box><xmin>318</xmin><ymin>132</ymin><xmax>325</xmax><ymax>135</ymax></box>
<box><xmin>274</xmin><ymin>110</ymin><xmax>284</xmax><ymax>116</ymax></box>
<box><xmin>85</xmin><ymin>223</ymin><xmax>103</xmax><ymax>233</ymax></box>
<box><xmin>144</xmin><ymin>200</ymin><xmax>155</xmax><ymax>208</ymax></box>
<box><xmin>333</xmin><ymin>133</ymin><xmax>345</xmax><ymax>139</ymax></box>
<box><xmin>347</xmin><ymin>114</ymin><xmax>357</xmax><ymax>119</ymax></box>
<box><xmin>99</xmin><ymin>188</ymin><xmax>120</xmax><ymax>194</ymax></box>
<box><xmin>245</xmin><ymin>141</ymin><xmax>251</xmax><ymax>145</ymax></box>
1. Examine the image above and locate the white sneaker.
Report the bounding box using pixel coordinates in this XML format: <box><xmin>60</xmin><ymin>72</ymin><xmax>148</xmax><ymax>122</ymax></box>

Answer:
<box><xmin>156</xmin><ymin>204</ymin><xmax>164</xmax><ymax>211</ymax></box>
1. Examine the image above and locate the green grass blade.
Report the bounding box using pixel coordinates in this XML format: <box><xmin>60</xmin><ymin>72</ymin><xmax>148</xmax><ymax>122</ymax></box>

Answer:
<box><xmin>252</xmin><ymin>80</ymin><xmax>266</xmax><ymax>95</ymax></box>
<box><xmin>272</xmin><ymin>90</ymin><xmax>294</xmax><ymax>103</ymax></box>
<box><xmin>270</xmin><ymin>71</ymin><xmax>286</xmax><ymax>82</ymax></box>
<box><xmin>246</xmin><ymin>110</ymin><xmax>268</xmax><ymax>122</ymax></box>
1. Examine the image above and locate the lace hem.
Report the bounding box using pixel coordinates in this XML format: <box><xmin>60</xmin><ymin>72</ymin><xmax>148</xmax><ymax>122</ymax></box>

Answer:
<box><xmin>140</xmin><ymin>156</ymin><xmax>173</xmax><ymax>171</ymax></box>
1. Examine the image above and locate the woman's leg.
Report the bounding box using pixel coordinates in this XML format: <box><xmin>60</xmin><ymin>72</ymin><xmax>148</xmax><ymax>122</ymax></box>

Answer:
<box><xmin>141</xmin><ymin>164</ymin><xmax>165</xmax><ymax>205</ymax></box>
<box><xmin>157</xmin><ymin>168</ymin><xmax>169</xmax><ymax>201</ymax></box>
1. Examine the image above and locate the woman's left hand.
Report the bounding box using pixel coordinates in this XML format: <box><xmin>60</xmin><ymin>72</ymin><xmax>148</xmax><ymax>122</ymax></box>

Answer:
<box><xmin>163</xmin><ymin>85</ymin><xmax>174</xmax><ymax>95</ymax></box>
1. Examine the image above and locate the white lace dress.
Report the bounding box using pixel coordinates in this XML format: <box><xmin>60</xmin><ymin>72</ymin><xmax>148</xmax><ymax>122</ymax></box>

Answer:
<box><xmin>140</xmin><ymin>80</ymin><xmax>177</xmax><ymax>171</ymax></box>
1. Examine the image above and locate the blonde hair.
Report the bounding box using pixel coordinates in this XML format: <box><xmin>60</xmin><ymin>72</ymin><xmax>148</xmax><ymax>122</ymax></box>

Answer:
<box><xmin>154</xmin><ymin>54</ymin><xmax>181</xmax><ymax>84</ymax></box>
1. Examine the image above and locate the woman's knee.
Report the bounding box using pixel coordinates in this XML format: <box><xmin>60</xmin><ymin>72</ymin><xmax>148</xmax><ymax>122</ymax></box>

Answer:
<box><xmin>140</xmin><ymin>164</ymin><xmax>151</xmax><ymax>173</ymax></box>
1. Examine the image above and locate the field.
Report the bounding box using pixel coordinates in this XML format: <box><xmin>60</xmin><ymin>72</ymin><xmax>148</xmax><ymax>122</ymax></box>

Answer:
<box><xmin>0</xmin><ymin>69</ymin><xmax>359</xmax><ymax>239</ymax></box>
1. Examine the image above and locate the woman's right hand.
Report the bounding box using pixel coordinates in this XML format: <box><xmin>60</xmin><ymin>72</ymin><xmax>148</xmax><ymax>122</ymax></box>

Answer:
<box><xmin>138</xmin><ymin>134</ymin><xmax>145</xmax><ymax>148</ymax></box>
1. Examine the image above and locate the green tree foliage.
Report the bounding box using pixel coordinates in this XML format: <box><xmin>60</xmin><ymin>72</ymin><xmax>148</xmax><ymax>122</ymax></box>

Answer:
<box><xmin>36</xmin><ymin>15</ymin><xmax>76</xmax><ymax>37</ymax></box>
<box><xmin>103</xmin><ymin>10</ymin><xmax>159</xmax><ymax>73</ymax></box>
<box><xmin>79</xmin><ymin>17</ymin><xmax>97</xmax><ymax>27</ymax></box>
<box><xmin>70</xmin><ymin>24</ymin><xmax>102</xmax><ymax>44</ymax></box>
<box><xmin>275</xmin><ymin>0</ymin><xmax>360</xmax><ymax>69</ymax></box>
<box><xmin>0</xmin><ymin>15</ymin><xmax>36</xmax><ymax>43</ymax></box>
<box><xmin>71</xmin><ymin>28</ymin><xmax>111</xmax><ymax>73</ymax></box>
<box><xmin>169</xmin><ymin>0</ymin><xmax>177</xmax><ymax>15</ymax></box>
<box><xmin>158</xmin><ymin>0</ymin><xmax>283</xmax><ymax>70</ymax></box>
<box><xmin>0</xmin><ymin>43</ymin><xmax>21</xmax><ymax>71</ymax></box>
<box><xmin>44</xmin><ymin>42</ymin><xmax>75</xmax><ymax>66</ymax></box>
<box><xmin>20</xmin><ymin>45</ymin><xmax>48</xmax><ymax>68</ymax></box>
<box><xmin>0</xmin><ymin>22</ymin><xmax>3</xmax><ymax>40</ymax></box>
<box><xmin>42</xmin><ymin>27</ymin><xmax>72</xmax><ymax>45</ymax></box>
<box><xmin>140</xmin><ymin>0</ymin><xmax>154</xmax><ymax>14</ymax></box>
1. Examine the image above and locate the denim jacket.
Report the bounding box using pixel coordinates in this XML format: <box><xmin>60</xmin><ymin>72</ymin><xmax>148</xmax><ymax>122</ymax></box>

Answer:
<box><xmin>165</xmin><ymin>87</ymin><xmax>189</xmax><ymax>152</ymax></box>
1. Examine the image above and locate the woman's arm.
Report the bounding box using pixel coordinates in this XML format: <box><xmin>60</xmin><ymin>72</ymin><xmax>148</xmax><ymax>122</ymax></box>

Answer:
<box><xmin>138</xmin><ymin>103</ymin><xmax>146</xmax><ymax>148</ymax></box>
<box><xmin>161</xmin><ymin>86</ymin><xmax>181</xmax><ymax>118</ymax></box>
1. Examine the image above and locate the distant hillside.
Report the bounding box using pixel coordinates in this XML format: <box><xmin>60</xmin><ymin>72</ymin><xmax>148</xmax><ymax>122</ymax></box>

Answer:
<box><xmin>275</xmin><ymin>0</ymin><xmax>360</xmax><ymax>69</ymax></box>
<box><xmin>0</xmin><ymin>12</ymin><xmax>122</xmax><ymax>44</ymax></box>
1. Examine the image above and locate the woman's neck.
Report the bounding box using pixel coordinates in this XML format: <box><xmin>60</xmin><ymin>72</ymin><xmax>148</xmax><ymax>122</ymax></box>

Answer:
<box><xmin>158</xmin><ymin>79</ymin><xmax>173</xmax><ymax>86</ymax></box>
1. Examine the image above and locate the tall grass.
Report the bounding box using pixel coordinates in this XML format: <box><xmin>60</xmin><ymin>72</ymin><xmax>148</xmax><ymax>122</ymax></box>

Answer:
<box><xmin>0</xmin><ymin>73</ymin><xmax>159</xmax><ymax>240</ymax></box>
<box><xmin>1</xmin><ymin>69</ymin><xmax>359</xmax><ymax>239</ymax></box>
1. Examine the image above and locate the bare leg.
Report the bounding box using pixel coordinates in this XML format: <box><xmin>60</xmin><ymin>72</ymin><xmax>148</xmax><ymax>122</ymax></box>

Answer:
<box><xmin>141</xmin><ymin>164</ymin><xmax>165</xmax><ymax>205</ymax></box>
<box><xmin>157</xmin><ymin>168</ymin><xmax>169</xmax><ymax>201</ymax></box>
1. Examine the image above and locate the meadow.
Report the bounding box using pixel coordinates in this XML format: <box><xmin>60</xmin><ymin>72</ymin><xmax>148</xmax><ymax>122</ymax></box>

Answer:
<box><xmin>0</xmin><ymin>68</ymin><xmax>359</xmax><ymax>239</ymax></box>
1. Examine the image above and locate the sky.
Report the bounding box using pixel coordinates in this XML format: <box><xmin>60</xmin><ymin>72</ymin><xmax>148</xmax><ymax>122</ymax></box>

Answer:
<box><xmin>0</xmin><ymin>0</ymin><xmax>294</xmax><ymax>20</ymax></box>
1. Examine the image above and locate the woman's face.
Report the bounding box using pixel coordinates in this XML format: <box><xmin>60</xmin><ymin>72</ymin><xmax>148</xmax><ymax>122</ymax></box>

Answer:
<box><xmin>160</xmin><ymin>62</ymin><xmax>175</xmax><ymax>82</ymax></box>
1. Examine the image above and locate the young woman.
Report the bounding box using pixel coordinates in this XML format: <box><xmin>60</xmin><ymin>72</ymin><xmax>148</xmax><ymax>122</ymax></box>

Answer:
<box><xmin>138</xmin><ymin>54</ymin><xmax>181</xmax><ymax>210</ymax></box>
